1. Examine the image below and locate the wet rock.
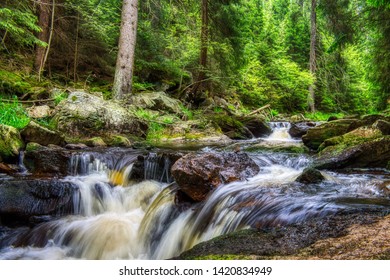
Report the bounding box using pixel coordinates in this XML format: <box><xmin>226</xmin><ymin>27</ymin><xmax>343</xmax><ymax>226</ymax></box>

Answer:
<box><xmin>171</xmin><ymin>152</ymin><xmax>260</xmax><ymax>202</ymax></box>
<box><xmin>24</xmin><ymin>147</ymin><xmax>74</xmax><ymax>176</ymax></box>
<box><xmin>21</xmin><ymin>121</ymin><xmax>65</xmax><ymax>146</ymax></box>
<box><xmin>238</xmin><ymin>116</ymin><xmax>272</xmax><ymax>138</ymax></box>
<box><xmin>314</xmin><ymin>136</ymin><xmax>390</xmax><ymax>170</ymax></box>
<box><xmin>54</xmin><ymin>91</ymin><xmax>147</xmax><ymax>139</ymax></box>
<box><xmin>296</xmin><ymin>168</ymin><xmax>325</xmax><ymax>184</ymax></box>
<box><xmin>0</xmin><ymin>179</ymin><xmax>77</xmax><ymax>225</ymax></box>
<box><xmin>129</xmin><ymin>152</ymin><xmax>183</xmax><ymax>183</ymax></box>
<box><xmin>288</xmin><ymin>122</ymin><xmax>316</xmax><ymax>138</ymax></box>
<box><xmin>302</xmin><ymin>119</ymin><xmax>356</xmax><ymax>150</ymax></box>
<box><xmin>0</xmin><ymin>124</ymin><xmax>24</xmax><ymax>163</ymax></box>
<box><xmin>0</xmin><ymin>162</ymin><xmax>20</xmax><ymax>175</ymax></box>
<box><xmin>176</xmin><ymin>211</ymin><xmax>386</xmax><ymax>260</ymax></box>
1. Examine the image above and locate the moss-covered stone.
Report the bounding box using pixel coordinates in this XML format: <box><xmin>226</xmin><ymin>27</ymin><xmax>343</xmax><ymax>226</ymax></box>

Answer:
<box><xmin>315</xmin><ymin>136</ymin><xmax>390</xmax><ymax>170</ymax></box>
<box><xmin>106</xmin><ymin>135</ymin><xmax>131</xmax><ymax>147</ymax></box>
<box><xmin>85</xmin><ymin>137</ymin><xmax>107</xmax><ymax>147</ymax></box>
<box><xmin>318</xmin><ymin>127</ymin><xmax>382</xmax><ymax>152</ymax></box>
<box><xmin>0</xmin><ymin>124</ymin><xmax>24</xmax><ymax>162</ymax></box>
<box><xmin>21</xmin><ymin>121</ymin><xmax>65</xmax><ymax>146</ymax></box>
<box><xmin>54</xmin><ymin>91</ymin><xmax>147</xmax><ymax>139</ymax></box>
<box><xmin>209</xmin><ymin>113</ymin><xmax>250</xmax><ymax>140</ymax></box>
<box><xmin>302</xmin><ymin>119</ymin><xmax>356</xmax><ymax>150</ymax></box>
<box><xmin>25</xmin><ymin>142</ymin><xmax>47</xmax><ymax>152</ymax></box>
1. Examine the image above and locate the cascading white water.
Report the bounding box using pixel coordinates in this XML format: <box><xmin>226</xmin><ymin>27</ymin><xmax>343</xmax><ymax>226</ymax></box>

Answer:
<box><xmin>267</xmin><ymin>122</ymin><xmax>293</xmax><ymax>141</ymax></box>
<box><xmin>1</xmin><ymin>150</ymin><xmax>389</xmax><ymax>260</ymax></box>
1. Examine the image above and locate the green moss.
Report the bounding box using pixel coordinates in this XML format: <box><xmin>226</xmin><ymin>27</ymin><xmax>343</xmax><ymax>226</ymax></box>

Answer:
<box><xmin>25</xmin><ymin>142</ymin><xmax>46</xmax><ymax>152</ymax></box>
<box><xmin>319</xmin><ymin>127</ymin><xmax>383</xmax><ymax>154</ymax></box>
<box><xmin>0</xmin><ymin>124</ymin><xmax>24</xmax><ymax>160</ymax></box>
<box><xmin>106</xmin><ymin>135</ymin><xmax>131</xmax><ymax>147</ymax></box>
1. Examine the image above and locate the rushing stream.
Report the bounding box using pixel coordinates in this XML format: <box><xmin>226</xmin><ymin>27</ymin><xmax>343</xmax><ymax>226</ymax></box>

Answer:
<box><xmin>0</xmin><ymin>122</ymin><xmax>389</xmax><ymax>260</ymax></box>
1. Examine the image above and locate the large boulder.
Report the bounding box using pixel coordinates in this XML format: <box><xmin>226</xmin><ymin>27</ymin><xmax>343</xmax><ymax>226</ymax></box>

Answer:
<box><xmin>149</xmin><ymin>118</ymin><xmax>232</xmax><ymax>145</ymax></box>
<box><xmin>237</xmin><ymin>116</ymin><xmax>272</xmax><ymax>138</ymax></box>
<box><xmin>302</xmin><ymin>119</ymin><xmax>356</xmax><ymax>150</ymax></box>
<box><xmin>314</xmin><ymin>136</ymin><xmax>390</xmax><ymax>170</ymax></box>
<box><xmin>318</xmin><ymin>126</ymin><xmax>382</xmax><ymax>151</ymax></box>
<box><xmin>54</xmin><ymin>91</ymin><xmax>147</xmax><ymax>139</ymax></box>
<box><xmin>171</xmin><ymin>152</ymin><xmax>260</xmax><ymax>202</ymax></box>
<box><xmin>347</xmin><ymin>114</ymin><xmax>390</xmax><ymax>132</ymax></box>
<box><xmin>0</xmin><ymin>124</ymin><xmax>24</xmax><ymax>162</ymax></box>
<box><xmin>130</xmin><ymin>91</ymin><xmax>183</xmax><ymax>115</ymax></box>
<box><xmin>24</xmin><ymin>146</ymin><xmax>74</xmax><ymax>177</ymax></box>
<box><xmin>0</xmin><ymin>179</ymin><xmax>77</xmax><ymax>225</ymax></box>
<box><xmin>21</xmin><ymin>121</ymin><xmax>65</xmax><ymax>146</ymax></box>
<box><xmin>296</xmin><ymin>167</ymin><xmax>325</xmax><ymax>184</ymax></box>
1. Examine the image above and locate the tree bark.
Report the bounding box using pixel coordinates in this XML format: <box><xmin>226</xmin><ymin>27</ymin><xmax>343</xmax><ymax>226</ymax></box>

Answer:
<box><xmin>113</xmin><ymin>0</ymin><xmax>139</xmax><ymax>101</ymax></box>
<box><xmin>34</xmin><ymin>0</ymin><xmax>50</xmax><ymax>73</ymax></box>
<box><xmin>192</xmin><ymin>0</ymin><xmax>209</xmax><ymax>101</ymax></box>
<box><xmin>308</xmin><ymin>0</ymin><xmax>317</xmax><ymax>112</ymax></box>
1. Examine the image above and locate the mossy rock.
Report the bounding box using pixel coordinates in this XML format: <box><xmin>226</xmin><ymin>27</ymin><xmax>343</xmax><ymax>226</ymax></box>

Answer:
<box><xmin>106</xmin><ymin>135</ymin><xmax>131</xmax><ymax>147</ymax></box>
<box><xmin>0</xmin><ymin>124</ymin><xmax>25</xmax><ymax>162</ymax></box>
<box><xmin>302</xmin><ymin>119</ymin><xmax>356</xmax><ymax>150</ymax></box>
<box><xmin>315</xmin><ymin>136</ymin><xmax>390</xmax><ymax>170</ymax></box>
<box><xmin>25</xmin><ymin>142</ymin><xmax>47</xmax><ymax>152</ymax></box>
<box><xmin>318</xmin><ymin>127</ymin><xmax>383</xmax><ymax>152</ymax></box>
<box><xmin>54</xmin><ymin>91</ymin><xmax>147</xmax><ymax>138</ymax></box>
<box><xmin>0</xmin><ymin>70</ymin><xmax>32</xmax><ymax>96</ymax></box>
<box><xmin>21</xmin><ymin>121</ymin><xmax>65</xmax><ymax>146</ymax></box>
<box><xmin>209</xmin><ymin>113</ymin><xmax>250</xmax><ymax>140</ymax></box>
<box><xmin>85</xmin><ymin>137</ymin><xmax>107</xmax><ymax>147</ymax></box>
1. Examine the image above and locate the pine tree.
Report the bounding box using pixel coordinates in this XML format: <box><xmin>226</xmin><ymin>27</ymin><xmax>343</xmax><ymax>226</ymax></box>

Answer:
<box><xmin>113</xmin><ymin>0</ymin><xmax>139</xmax><ymax>100</ymax></box>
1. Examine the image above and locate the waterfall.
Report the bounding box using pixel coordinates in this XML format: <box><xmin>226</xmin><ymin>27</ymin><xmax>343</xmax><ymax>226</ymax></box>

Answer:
<box><xmin>267</xmin><ymin>122</ymin><xmax>293</xmax><ymax>141</ymax></box>
<box><xmin>1</xmin><ymin>149</ymin><xmax>389</xmax><ymax>260</ymax></box>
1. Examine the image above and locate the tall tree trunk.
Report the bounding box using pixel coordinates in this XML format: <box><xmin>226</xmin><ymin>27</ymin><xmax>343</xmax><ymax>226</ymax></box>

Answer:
<box><xmin>192</xmin><ymin>0</ymin><xmax>209</xmax><ymax>101</ymax></box>
<box><xmin>308</xmin><ymin>0</ymin><xmax>317</xmax><ymax>112</ymax></box>
<box><xmin>34</xmin><ymin>0</ymin><xmax>50</xmax><ymax>73</ymax></box>
<box><xmin>39</xmin><ymin>0</ymin><xmax>56</xmax><ymax>82</ymax></box>
<box><xmin>113</xmin><ymin>0</ymin><xmax>139</xmax><ymax>101</ymax></box>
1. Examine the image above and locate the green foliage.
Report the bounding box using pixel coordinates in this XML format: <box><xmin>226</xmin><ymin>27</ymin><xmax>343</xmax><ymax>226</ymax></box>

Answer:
<box><xmin>146</xmin><ymin>122</ymin><xmax>165</xmax><ymax>143</ymax></box>
<box><xmin>0</xmin><ymin>0</ymin><xmax>388</xmax><ymax>116</ymax></box>
<box><xmin>0</xmin><ymin>5</ymin><xmax>45</xmax><ymax>50</ymax></box>
<box><xmin>0</xmin><ymin>97</ymin><xmax>30</xmax><ymax>129</ymax></box>
<box><xmin>304</xmin><ymin>111</ymin><xmax>344</xmax><ymax>121</ymax></box>
<box><xmin>179</xmin><ymin>104</ymin><xmax>194</xmax><ymax>120</ymax></box>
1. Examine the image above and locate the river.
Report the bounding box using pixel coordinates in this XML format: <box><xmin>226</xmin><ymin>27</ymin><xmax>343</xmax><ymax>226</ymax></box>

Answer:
<box><xmin>0</xmin><ymin>122</ymin><xmax>389</xmax><ymax>259</ymax></box>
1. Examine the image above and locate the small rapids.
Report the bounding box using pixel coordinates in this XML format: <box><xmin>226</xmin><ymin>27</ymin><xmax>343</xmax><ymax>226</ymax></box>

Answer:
<box><xmin>0</xmin><ymin>123</ymin><xmax>389</xmax><ymax>260</ymax></box>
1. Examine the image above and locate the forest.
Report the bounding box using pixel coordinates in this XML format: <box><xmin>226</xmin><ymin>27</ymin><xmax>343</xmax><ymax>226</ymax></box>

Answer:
<box><xmin>0</xmin><ymin>0</ymin><xmax>389</xmax><ymax>118</ymax></box>
<box><xmin>1</xmin><ymin>0</ymin><xmax>390</xmax><ymax>262</ymax></box>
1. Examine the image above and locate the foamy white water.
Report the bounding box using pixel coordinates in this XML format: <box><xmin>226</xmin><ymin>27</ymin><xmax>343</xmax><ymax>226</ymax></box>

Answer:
<box><xmin>1</xmin><ymin>148</ymin><xmax>388</xmax><ymax>260</ymax></box>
